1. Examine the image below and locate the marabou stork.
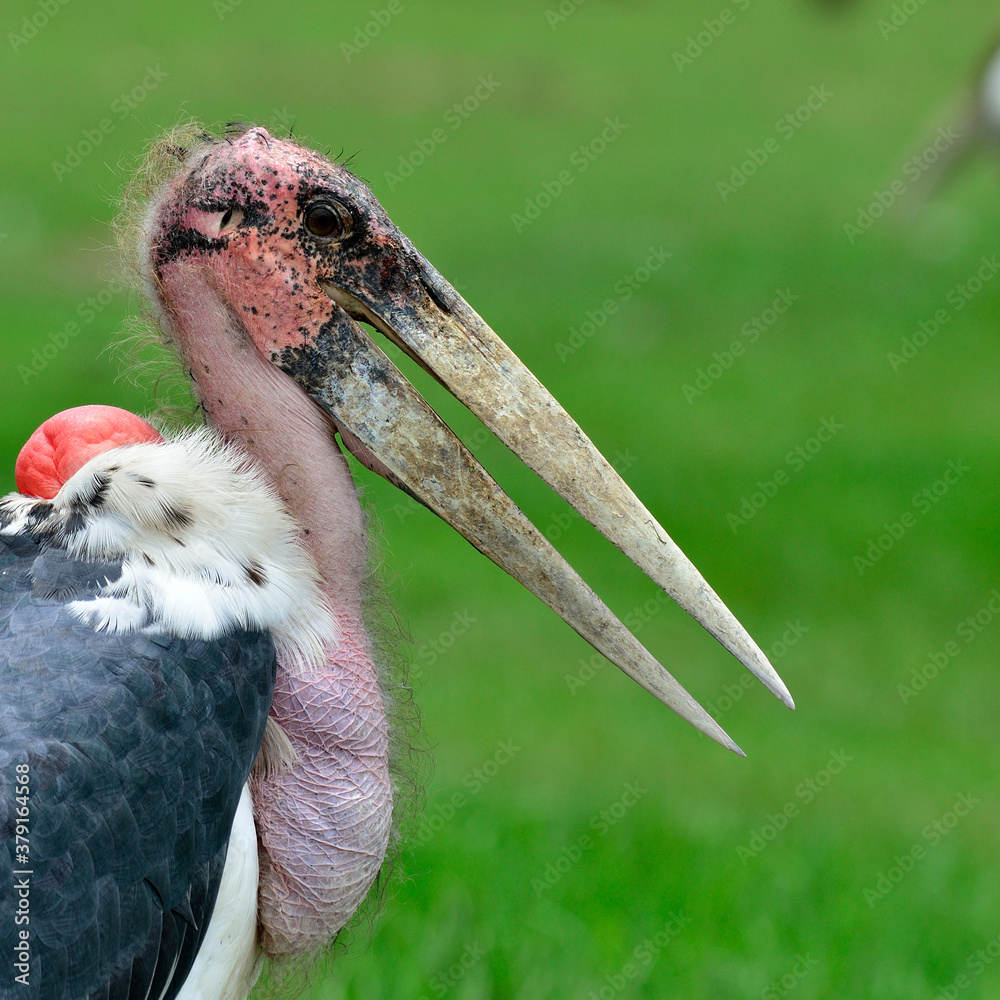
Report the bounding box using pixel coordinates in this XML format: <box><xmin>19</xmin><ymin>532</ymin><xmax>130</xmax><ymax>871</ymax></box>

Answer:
<box><xmin>0</xmin><ymin>125</ymin><xmax>793</xmax><ymax>998</ymax></box>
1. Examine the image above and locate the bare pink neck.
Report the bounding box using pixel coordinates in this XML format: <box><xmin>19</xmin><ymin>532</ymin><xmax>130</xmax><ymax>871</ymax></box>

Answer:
<box><xmin>165</xmin><ymin>283</ymin><xmax>367</xmax><ymax>621</ymax></box>
<box><xmin>160</xmin><ymin>271</ymin><xmax>392</xmax><ymax>955</ymax></box>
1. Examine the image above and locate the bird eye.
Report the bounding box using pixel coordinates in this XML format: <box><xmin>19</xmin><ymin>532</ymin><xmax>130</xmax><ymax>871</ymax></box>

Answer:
<box><xmin>304</xmin><ymin>201</ymin><xmax>351</xmax><ymax>240</ymax></box>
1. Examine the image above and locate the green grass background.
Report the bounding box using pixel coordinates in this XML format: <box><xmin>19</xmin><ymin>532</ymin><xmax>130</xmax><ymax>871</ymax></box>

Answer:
<box><xmin>3</xmin><ymin>1</ymin><xmax>1000</xmax><ymax>997</ymax></box>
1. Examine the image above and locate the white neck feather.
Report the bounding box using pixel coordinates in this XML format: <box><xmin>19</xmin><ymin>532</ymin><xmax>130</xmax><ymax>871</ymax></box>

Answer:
<box><xmin>1</xmin><ymin>431</ymin><xmax>335</xmax><ymax>670</ymax></box>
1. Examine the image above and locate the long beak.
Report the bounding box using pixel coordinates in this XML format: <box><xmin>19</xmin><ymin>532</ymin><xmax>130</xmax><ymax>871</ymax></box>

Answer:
<box><xmin>140</xmin><ymin>126</ymin><xmax>789</xmax><ymax>751</ymax></box>
<box><xmin>314</xmin><ymin>243</ymin><xmax>792</xmax><ymax>716</ymax></box>
<box><xmin>279</xmin><ymin>313</ymin><xmax>747</xmax><ymax>754</ymax></box>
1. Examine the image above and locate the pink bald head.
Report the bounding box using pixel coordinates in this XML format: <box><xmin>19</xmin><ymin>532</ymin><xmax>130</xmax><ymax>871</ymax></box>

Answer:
<box><xmin>15</xmin><ymin>405</ymin><xmax>164</xmax><ymax>499</ymax></box>
<box><xmin>146</xmin><ymin>126</ymin><xmax>401</xmax><ymax>364</ymax></box>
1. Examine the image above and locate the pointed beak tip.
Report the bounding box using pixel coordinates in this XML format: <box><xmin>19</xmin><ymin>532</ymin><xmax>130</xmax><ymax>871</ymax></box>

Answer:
<box><xmin>699</xmin><ymin>714</ymin><xmax>745</xmax><ymax>757</ymax></box>
<box><xmin>771</xmin><ymin>679</ymin><xmax>795</xmax><ymax>711</ymax></box>
<box><xmin>740</xmin><ymin>645</ymin><xmax>794</xmax><ymax>710</ymax></box>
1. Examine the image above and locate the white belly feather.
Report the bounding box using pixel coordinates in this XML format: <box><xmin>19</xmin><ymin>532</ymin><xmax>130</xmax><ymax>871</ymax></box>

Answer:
<box><xmin>175</xmin><ymin>785</ymin><xmax>262</xmax><ymax>1000</ymax></box>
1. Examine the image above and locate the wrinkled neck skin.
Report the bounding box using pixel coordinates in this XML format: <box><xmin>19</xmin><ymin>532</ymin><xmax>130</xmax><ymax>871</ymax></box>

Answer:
<box><xmin>155</xmin><ymin>259</ymin><xmax>391</xmax><ymax>956</ymax></box>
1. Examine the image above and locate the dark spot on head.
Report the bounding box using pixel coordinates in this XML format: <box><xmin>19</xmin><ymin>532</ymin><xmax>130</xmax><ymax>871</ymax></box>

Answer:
<box><xmin>143</xmin><ymin>553</ymin><xmax>155</xmax><ymax>567</ymax></box>
<box><xmin>245</xmin><ymin>562</ymin><xmax>267</xmax><ymax>587</ymax></box>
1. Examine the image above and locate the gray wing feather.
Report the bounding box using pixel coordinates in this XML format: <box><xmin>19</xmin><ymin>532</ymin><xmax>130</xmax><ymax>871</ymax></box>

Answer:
<box><xmin>0</xmin><ymin>523</ymin><xmax>275</xmax><ymax>1000</ymax></box>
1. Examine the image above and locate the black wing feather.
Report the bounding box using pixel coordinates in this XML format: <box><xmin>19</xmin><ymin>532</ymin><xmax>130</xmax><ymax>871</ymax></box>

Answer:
<box><xmin>0</xmin><ymin>523</ymin><xmax>275</xmax><ymax>999</ymax></box>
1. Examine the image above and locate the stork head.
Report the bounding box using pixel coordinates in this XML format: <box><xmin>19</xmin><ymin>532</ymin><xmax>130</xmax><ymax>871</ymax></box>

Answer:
<box><xmin>136</xmin><ymin>124</ymin><xmax>792</xmax><ymax>753</ymax></box>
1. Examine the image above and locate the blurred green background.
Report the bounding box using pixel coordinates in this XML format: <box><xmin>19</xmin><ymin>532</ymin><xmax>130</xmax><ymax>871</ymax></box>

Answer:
<box><xmin>3</xmin><ymin>1</ymin><xmax>1000</xmax><ymax>997</ymax></box>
